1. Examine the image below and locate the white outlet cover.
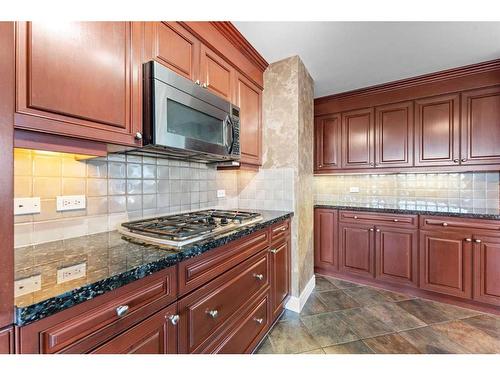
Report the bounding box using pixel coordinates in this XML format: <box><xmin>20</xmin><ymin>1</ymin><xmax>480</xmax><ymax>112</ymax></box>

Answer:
<box><xmin>14</xmin><ymin>197</ymin><xmax>41</xmax><ymax>215</ymax></box>
<box><xmin>15</xmin><ymin>275</ymin><xmax>42</xmax><ymax>297</ymax></box>
<box><xmin>57</xmin><ymin>263</ymin><xmax>87</xmax><ymax>284</ymax></box>
<box><xmin>350</xmin><ymin>187</ymin><xmax>360</xmax><ymax>193</ymax></box>
<box><xmin>217</xmin><ymin>189</ymin><xmax>226</xmax><ymax>198</ymax></box>
<box><xmin>56</xmin><ymin>195</ymin><xmax>86</xmax><ymax>211</ymax></box>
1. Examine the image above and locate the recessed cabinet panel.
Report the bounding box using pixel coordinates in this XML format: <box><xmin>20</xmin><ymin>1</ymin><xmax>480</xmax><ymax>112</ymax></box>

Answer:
<box><xmin>200</xmin><ymin>44</ymin><xmax>234</xmax><ymax>101</ymax></box>
<box><xmin>375</xmin><ymin>102</ymin><xmax>413</xmax><ymax>167</ymax></box>
<box><xmin>473</xmin><ymin>235</ymin><xmax>500</xmax><ymax>306</ymax></box>
<box><xmin>415</xmin><ymin>94</ymin><xmax>460</xmax><ymax>166</ymax></box>
<box><xmin>419</xmin><ymin>231</ymin><xmax>472</xmax><ymax>298</ymax></box>
<box><xmin>462</xmin><ymin>86</ymin><xmax>500</xmax><ymax>165</ymax></box>
<box><xmin>314</xmin><ymin>208</ymin><xmax>338</xmax><ymax>271</ymax></box>
<box><xmin>342</xmin><ymin>108</ymin><xmax>374</xmax><ymax>169</ymax></box>
<box><xmin>315</xmin><ymin>114</ymin><xmax>341</xmax><ymax>171</ymax></box>
<box><xmin>339</xmin><ymin>223</ymin><xmax>374</xmax><ymax>277</ymax></box>
<box><xmin>271</xmin><ymin>239</ymin><xmax>290</xmax><ymax>319</ymax></box>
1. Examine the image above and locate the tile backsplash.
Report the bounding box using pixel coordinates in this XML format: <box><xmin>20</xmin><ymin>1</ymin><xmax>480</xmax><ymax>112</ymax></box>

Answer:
<box><xmin>14</xmin><ymin>149</ymin><xmax>223</xmax><ymax>247</ymax></box>
<box><xmin>314</xmin><ymin>172</ymin><xmax>500</xmax><ymax>211</ymax></box>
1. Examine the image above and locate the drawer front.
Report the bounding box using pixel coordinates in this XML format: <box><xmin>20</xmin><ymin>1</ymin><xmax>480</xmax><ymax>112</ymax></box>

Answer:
<box><xmin>271</xmin><ymin>219</ymin><xmax>290</xmax><ymax>243</ymax></box>
<box><xmin>339</xmin><ymin>210</ymin><xmax>417</xmax><ymax>228</ymax></box>
<box><xmin>39</xmin><ymin>267</ymin><xmax>177</xmax><ymax>354</ymax></box>
<box><xmin>213</xmin><ymin>293</ymin><xmax>270</xmax><ymax>354</ymax></box>
<box><xmin>178</xmin><ymin>228</ymin><xmax>270</xmax><ymax>296</ymax></box>
<box><xmin>420</xmin><ymin>215</ymin><xmax>500</xmax><ymax>233</ymax></box>
<box><xmin>179</xmin><ymin>250</ymin><xmax>270</xmax><ymax>353</ymax></box>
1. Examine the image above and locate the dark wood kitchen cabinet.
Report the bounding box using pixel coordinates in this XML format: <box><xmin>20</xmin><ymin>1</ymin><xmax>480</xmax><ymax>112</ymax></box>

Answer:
<box><xmin>314</xmin><ymin>114</ymin><xmax>341</xmax><ymax>171</ymax></box>
<box><xmin>270</xmin><ymin>221</ymin><xmax>291</xmax><ymax>320</ymax></box>
<box><xmin>0</xmin><ymin>326</ymin><xmax>14</xmax><ymax>354</ymax></box>
<box><xmin>375</xmin><ymin>101</ymin><xmax>413</xmax><ymax>168</ymax></box>
<box><xmin>200</xmin><ymin>43</ymin><xmax>235</xmax><ymax>101</ymax></box>
<box><xmin>91</xmin><ymin>303</ymin><xmax>178</xmax><ymax>354</ymax></box>
<box><xmin>15</xmin><ymin>22</ymin><xmax>143</xmax><ymax>146</ymax></box>
<box><xmin>473</xmin><ymin>234</ymin><xmax>500</xmax><ymax>307</ymax></box>
<box><xmin>461</xmin><ymin>86</ymin><xmax>500</xmax><ymax>165</ymax></box>
<box><xmin>419</xmin><ymin>230</ymin><xmax>473</xmax><ymax>299</ymax></box>
<box><xmin>339</xmin><ymin>222</ymin><xmax>375</xmax><ymax>277</ymax></box>
<box><xmin>314</xmin><ymin>208</ymin><xmax>338</xmax><ymax>272</ymax></box>
<box><xmin>415</xmin><ymin>94</ymin><xmax>460</xmax><ymax>167</ymax></box>
<box><xmin>341</xmin><ymin>108</ymin><xmax>374</xmax><ymax>169</ymax></box>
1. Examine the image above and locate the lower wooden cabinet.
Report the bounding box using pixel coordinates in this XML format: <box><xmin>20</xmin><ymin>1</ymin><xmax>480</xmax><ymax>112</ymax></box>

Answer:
<box><xmin>419</xmin><ymin>230</ymin><xmax>473</xmax><ymax>299</ymax></box>
<box><xmin>314</xmin><ymin>208</ymin><xmax>338</xmax><ymax>272</ymax></box>
<box><xmin>91</xmin><ymin>303</ymin><xmax>178</xmax><ymax>354</ymax></box>
<box><xmin>473</xmin><ymin>235</ymin><xmax>500</xmax><ymax>306</ymax></box>
<box><xmin>339</xmin><ymin>222</ymin><xmax>375</xmax><ymax>277</ymax></box>
<box><xmin>0</xmin><ymin>326</ymin><xmax>14</xmax><ymax>354</ymax></box>
<box><xmin>270</xmin><ymin>234</ymin><xmax>291</xmax><ymax>320</ymax></box>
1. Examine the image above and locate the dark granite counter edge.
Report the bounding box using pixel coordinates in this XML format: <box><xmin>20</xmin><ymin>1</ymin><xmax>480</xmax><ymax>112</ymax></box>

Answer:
<box><xmin>15</xmin><ymin>211</ymin><xmax>293</xmax><ymax>326</ymax></box>
<box><xmin>314</xmin><ymin>204</ymin><xmax>500</xmax><ymax>220</ymax></box>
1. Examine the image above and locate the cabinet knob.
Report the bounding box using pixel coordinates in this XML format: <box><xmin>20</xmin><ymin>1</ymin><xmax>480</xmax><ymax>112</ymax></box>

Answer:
<box><xmin>442</xmin><ymin>222</ymin><xmax>448</xmax><ymax>227</ymax></box>
<box><xmin>254</xmin><ymin>318</ymin><xmax>264</xmax><ymax>325</ymax></box>
<box><xmin>207</xmin><ymin>309</ymin><xmax>219</xmax><ymax>319</ymax></box>
<box><xmin>474</xmin><ymin>239</ymin><xmax>482</xmax><ymax>243</ymax></box>
<box><xmin>393</xmin><ymin>219</ymin><xmax>399</xmax><ymax>222</ymax></box>
<box><xmin>168</xmin><ymin>314</ymin><xmax>180</xmax><ymax>325</ymax></box>
<box><xmin>353</xmin><ymin>216</ymin><xmax>358</xmax><ymax>219</ymax></box>
<box><xmin>116</xmin><ymin>305</ymin><xmax>129</xmax><ymax>317</ymax></box>
<box><xmin>376</xmin><ymin>228</ymin><xmax>381</xmax><ymax>232</ymax></box>
<box><xmin>461</xmin><ymin>158</ymin><xmax>467</xmax><ymax>162</ymax></box>
<box><xmin>254</xmin><ymin>273</ymin><xmax>264</xmax><ymax>281</ymax></box>
<box><xmin>135</xmin><ymin>132</ymin><xmax>143</xmax><ymax>140</ymax></box>
<box><xmin>465</xmin><ymin>238</ymin><xmax>472</xmax><ymax>242</ymax></box>
<box><xmin>202</xmin><ymin>82</ymin><xmax>208</xmax><ymax>88</ymax></box>
<box><xmin>195</xmin><ymin>80</ymin><xmax>201</xmax><ymax>85</ymax></box>
<box><xmin>370</xmin><ymin>162</ymin><xmax>374</xmax><ymax>166</ymax></box>
<box><xmin>369</xmin><ymin>228</ymin><xmax>374</xmax><ymax>232</ymax></box>
<box><xmin>453</xmin><ymin>159</ymin><xmax>459</xmax><ymax>163</ymax></box>
<box><xmin>269</xmin><ymin>248</ymin><xmax>278</xmax><ymax>254</ymax></box>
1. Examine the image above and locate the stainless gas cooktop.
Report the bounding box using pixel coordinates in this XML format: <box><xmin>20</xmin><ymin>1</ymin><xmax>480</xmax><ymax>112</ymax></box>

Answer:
<box><xmin>118</xmin><ymin>209</ymin><xmax>262</xmax><ymax>248</ymax></box>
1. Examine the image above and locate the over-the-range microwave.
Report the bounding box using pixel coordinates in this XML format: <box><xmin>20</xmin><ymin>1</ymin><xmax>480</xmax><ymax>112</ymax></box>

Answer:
<box><xmin>127</xmin><ymin>61</ymin><xmax>241</xmax><ymax>163</ymax></box>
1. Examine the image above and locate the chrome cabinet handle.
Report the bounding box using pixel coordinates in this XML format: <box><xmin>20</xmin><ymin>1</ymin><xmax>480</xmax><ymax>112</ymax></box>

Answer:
<box><xmin>465</xmin><ymin>238</ymin><xmax>472</xmax><ymax>242</ymax></box>
<box><xmin>116</xmin><ymin>305</ymin><xmax>129</xmax><ymax>317</ymax></box>
<box><xmin>474</xmin><ymin>239</ymin><xmax>482</xmax><ymax>243</ymax></box>
<box><xmin>279</xmin><ymin>227</ymin><xmax>287</xmax><ymax>232</ymax></box>
<box><xmin>269</xmin><ymin>248</ymin><xmax>278</xmax><ymax>254</ymax></box>
<box><xmin>135</xmin><ymin>132</ymin><xmax>143</xmax><ymax>140</ymax></box>
<box><xmin>195</xmin><ymin>80</ymin><xmax>201</xmax><ymax>85</ymax></box>
<box><xmin>254</xmin><ymin>274</ymin><xmax>264</xmax><ymax>281</ymax></box>
<box><xmin>207</xmin><ymin>309</ymin><xmax>219</xmax><ymax>319</ymax></box>
<box><xmin>442</xmin><ymin>222</ymin><xmax>448</xmax><ymax>227</ymax></box>
<box><xmin>168</xmin><ymin>314</ymin><xmax>180</xmax><ymax>325</ymax></box>
<box><xmin>254</xmin><ymin>318</ymin><xmax>264</xmax><ymax>324</ymax></box>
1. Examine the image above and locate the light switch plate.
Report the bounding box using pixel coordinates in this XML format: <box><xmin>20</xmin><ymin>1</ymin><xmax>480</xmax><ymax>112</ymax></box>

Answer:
<box><xmin>14</xmin><ymin>197</ymin><xmax>41</xmax><ymax>215</ymax></box>
<box><xmin>217</xmin><ymin>189</ymin><xmax>226</xmax><ymax>198</ymax></box>
<box><xmin>56</xmin><ymin>195</ymin><xmax>86</xmax><ymax>211</ymax></box>
<box><xmin>15</xmin><ymin>275</ymin><xmax>42</xmax><ymax>297</ymax></box>
<box><xmin>349</xmin><ymin>187</ymin><xmax>360</xmax><ymax>193</ymax></box>
<box><xmin>57</xmin><ymin>263</ymin><xmax>87</xmax><ymax>284</ymax></box>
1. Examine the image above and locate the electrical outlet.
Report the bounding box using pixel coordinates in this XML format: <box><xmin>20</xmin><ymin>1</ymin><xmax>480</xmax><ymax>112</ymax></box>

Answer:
<box><xmin>56</xmin><ymin>195</ymin><xmax>86</xmax><ymax>211</ymax></box>
<box><xmin>349</xmin><ymin>187</ymin><xmax>360</xmax><ymax>193</ymax></box>
<box><xmin>57</xmin><ymin>263</ymin><xmax>86</xmax><ymax>284</ymax></box>
<box><xmin>14</xmin><ymin>197</ymin><xmax>41</xmax><ymax>215</ymax></box>
<box><xmin>217</xmin><ymin>189</ymin><xmax>226</xmax><ymax>198</ymax></box>
<box><xmin>15</xmin><ymin>275</ymin><xmax>42</xmax><ymax>297</ymax></box>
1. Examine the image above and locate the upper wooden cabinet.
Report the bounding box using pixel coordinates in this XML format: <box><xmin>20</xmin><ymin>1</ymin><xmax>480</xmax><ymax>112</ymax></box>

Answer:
<box><xmin>15</xmin><ymin>22</ymin><xmax>143</xmax><ymax>146</ymax></box>
<box><xmin>341</xmin><ymin>108</ymin><xmax>374</xmax><ymax>169</ymax></box>
<box><xmin>314</xmin><ymin>114</ymin><xmax>341</xmax><ymax>171</ymax></box>
<box><xmin>200</xmin><ymin>44</ymin><xmax>235</xmax><ymax>101</ymax></box>
<box><xmin>461</xmin><ymin>86</ymin><xmax>500</xmax><ymax>165</ymax></box>
<box><xmin>415</xmin><ymin>94</ymin><xmax>460</xmax><ymax>167</ymax></box>
<box><xmin>146</xmin><ymin>21</ymin><xmax>200</xmax><ymax>82</ymax></box>
<box><xmin>375</xmin><ymin>101</ymin><xmax>413</xmax><ymax>168</ymax></box>
<box><xmin>235</xmin><ymin>72</ymin><xmax>262</xmax><ymax>166</ymax></box>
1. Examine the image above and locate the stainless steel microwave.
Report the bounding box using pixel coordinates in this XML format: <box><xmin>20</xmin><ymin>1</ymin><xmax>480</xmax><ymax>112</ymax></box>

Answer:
<box><xmin>141</xmin><ymin>61</ymin><xmax>241</xmax><ymax>163</ymax></box>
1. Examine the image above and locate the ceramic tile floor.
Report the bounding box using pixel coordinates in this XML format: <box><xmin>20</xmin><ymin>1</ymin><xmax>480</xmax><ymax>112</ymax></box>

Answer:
<box><xmin>255</xmin><ymin>275</ymin><xmax>500</xmax><ymax>354</ymax></box>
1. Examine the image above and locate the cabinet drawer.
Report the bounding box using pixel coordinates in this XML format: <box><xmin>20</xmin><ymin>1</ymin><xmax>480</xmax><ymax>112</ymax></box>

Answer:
<box><xmin>179</xmin><ymin>250</ymin><xmax>270</xmax><ymax>353</ymax></box>
<box><xmin>339</xmin><ymin>210</ymin><xmax>417</xmax><ymax>228</ymax></box>
<box><xmin>420</xmin><ymin>216</ymin><xmax>500</xmax><ymax>233</ymax></box>
<box><xmin>271</xmin><ymin>219</ymin><xmax>290</xmax><ymax>243</ymax></box>
<box><xmin>178</xmin><ymin>228</ymin><xmax>269</xmax><ymax>296</ymax></box>
<box><xmin>213</xmin><ymin>293</ymin><xmax>270</xmax><ymax>354</ymax></box>
<box><xmin>23</xmin><ymin>267</ymin><xmax>177</xmax><ymax>354</ymax></box>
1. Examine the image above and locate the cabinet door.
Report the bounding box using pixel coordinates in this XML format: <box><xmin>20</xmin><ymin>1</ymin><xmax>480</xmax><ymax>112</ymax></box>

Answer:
<box><xmin>461</xmin><ymin>86</ymin><xmax>500</xmax><ymax>165</ymax></box>
<box><xmin>315</xmin><ymin>114</ymin><xmax>341</xmax><ymax>171</ymax></box>
<box><xmin>339</xmin><ymin>223</ymin><xmax>375</xmax><ymax>277</ymax></box>
<box><xmin>0</xmin><ymin>326</ymin><xmax>14</xmax><ymax>354</ymax></box>
<box><xmin>314</xmin><ymin>208</ymin><xmax>338</xmax><ymax>272</ymax></box>
<box><xmin>91</xmin><ymin>304</ymin><xmax>178</xmax><ymax>354</ymax></box>
<box><xmin>271</xmin><ymin>238</ymin><xmax>291</xmax><ymax>319</ymax></box>
<box><xmin>375</xmin><ymin>227</ymin><xmax>417</xmax><ymax>286</ymax></box>
<box><xmin>419</xmin><ymin>231</ymin><xmax>472</xmax><ymax>299</ymax></box>
<box><xmin>234</xmin><ymin>72</ymin><xmax>262</xmax><ymax>166</ymax></box>
<box><xmin>15</xmin><ymin>22</ymin><xmax>142</xmax><ymax>146</ymax></box>
<box><xmin>341</xmin><ymin>108</ymin><xmax>374</xmax><ymax>169</ymax></box>
<box><xmin>146</xmin><ymin>21</ymin><xmax>200</xmax><ymax>81</ymax></box>
<box><xmin>375</xmin><ymin>101</ymin><xmax>413</xmax><ymax>168</ymax></box>
<box><xmin>415</xmin><ymin>94</ymin><xmax>460</xmax><ymax>166</ymax></box>
<box><xmin>200</xmin><ymin>44</ymin><xmax>234</xmax><ymax>101</ymax></box>
<box><xmin>473</xmin><ymin>235</ymin><xmax>500</xmax><ymax>306</ymax></box>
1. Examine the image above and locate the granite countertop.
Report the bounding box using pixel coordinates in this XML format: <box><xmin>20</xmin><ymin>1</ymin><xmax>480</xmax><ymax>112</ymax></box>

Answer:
<box><xmin>314</xmin><ymin>202</ymin><xmax>500</xmax><ymax>220</ymax></box>
<box><xmin>14</xmin><ymin>210</ymin><xmax>293</xmax><ymax>326</ymax></box>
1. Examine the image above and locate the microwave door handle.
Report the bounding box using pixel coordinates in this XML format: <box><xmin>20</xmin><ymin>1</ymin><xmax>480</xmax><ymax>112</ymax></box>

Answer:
<box><xmin>224</xmin><ymin>115</ymin><xmax>234</xmax><ymax>154</ymax></box>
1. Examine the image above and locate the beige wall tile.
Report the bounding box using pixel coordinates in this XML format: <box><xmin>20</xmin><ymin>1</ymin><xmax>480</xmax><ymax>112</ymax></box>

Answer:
<box><xmin>14</xmin><ymin>149</ymin><xmax>32</xmax><ymax>176</ymax></box>
<box><xmin>33</xmin><ymin>154</ymin><xmax>61</xmax><ymax>177</ymax></box>
<box><xmin>37</xmin><ymin>199</ymin><xmax>62</xmax><ymax>221</ymax></box>
<box><xmin>62</xmin><ymin>177</ymin><xmax>86</xmax><ymax>195</ymax></box>
<box><xmin>87</xmin><ymin>179</ymin><xmax>107</xmax><ymax>197</ymax></box>
<box><xmin>87</xmin><ymin>197</ymin><xmax>108</xmax><ymax>216</ymax></box>
<box><xmin>14</xmin><ymin>176</ymin><xmax>32</xmax><ymax>197</ymax></box>
<box><xmin>62</xmin><ymin>157</ymin><xmax>87</xmax><ymax>177</ymax></box>
<box><xmin>14</xmin><ymin>223</ymin><xmax>33</xmax><ymax>248</ymax></box>
<box><xmin>33</xmin><ymin>177</ymin><xmax>61</xmax><ymax>198</ymax></box>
